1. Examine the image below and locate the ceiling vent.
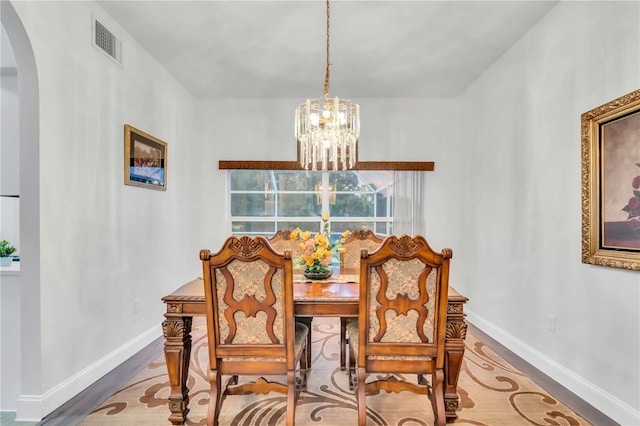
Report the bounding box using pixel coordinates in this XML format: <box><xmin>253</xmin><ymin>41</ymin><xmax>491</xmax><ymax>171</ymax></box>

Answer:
<box><xmin>92</xmin><ymin>16</ymin><xmax>122</xmax><ymax>66</ymax></box>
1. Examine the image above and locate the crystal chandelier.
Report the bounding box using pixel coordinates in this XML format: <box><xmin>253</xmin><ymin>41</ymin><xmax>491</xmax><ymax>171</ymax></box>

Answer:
<box><xmin>295</xmin><ymin>0</ymin><xmax>360</xmax><ymax>171</ymax></box>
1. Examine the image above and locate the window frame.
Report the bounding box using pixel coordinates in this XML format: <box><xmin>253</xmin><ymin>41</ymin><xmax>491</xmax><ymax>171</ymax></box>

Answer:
<box><xmin>228</xmin><ymin>169</ymin><xmax>394</xmax><ymax>237</ymax></box>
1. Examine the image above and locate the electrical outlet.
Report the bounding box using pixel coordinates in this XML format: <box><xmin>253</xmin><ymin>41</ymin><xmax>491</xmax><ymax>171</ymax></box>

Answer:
<box><xmin>547</xmin><ymin>314</ymin><xmax>556</xmax><ymax>332</ymax></box>
<box><xmin>134</xmin><ymin>298</ymin><xmax>141</xmax><ymax>314</ymax></box>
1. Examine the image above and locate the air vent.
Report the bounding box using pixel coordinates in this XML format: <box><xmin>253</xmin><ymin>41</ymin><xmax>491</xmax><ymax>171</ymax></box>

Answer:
<box><xmin>92</xmin><ymin>17</ymin><xmax>122</xmax><ymax>66</ymax></box>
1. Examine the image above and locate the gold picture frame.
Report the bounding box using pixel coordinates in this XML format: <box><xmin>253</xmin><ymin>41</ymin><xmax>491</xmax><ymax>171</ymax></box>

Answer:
<box><xmin>124</xmin><ymin>124</ymin><xmax>167</xmax><ymax>191</ymax></box>
<box><xmin>581</xmin><ymin>89</ymin><xmax>640</xmax><ymax>270</ymax></box>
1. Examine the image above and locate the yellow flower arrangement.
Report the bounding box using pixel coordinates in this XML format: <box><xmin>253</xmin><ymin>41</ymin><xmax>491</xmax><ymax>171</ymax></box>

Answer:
<box><xmin>290</xmin><ymin>213</ymin><xmax>350</xmax><ymax>272</ymax></box>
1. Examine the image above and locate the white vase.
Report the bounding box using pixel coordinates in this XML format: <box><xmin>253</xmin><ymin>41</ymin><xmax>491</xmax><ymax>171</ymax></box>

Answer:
<box><xmin>0</xmin><ymin>257</ymin><xmax>13</xmax><ymax>267</ymax></box>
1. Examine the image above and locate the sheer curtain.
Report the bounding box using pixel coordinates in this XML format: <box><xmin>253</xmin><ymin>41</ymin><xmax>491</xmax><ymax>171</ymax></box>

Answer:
<box><xmin>392</xmin><ymin>171</ymin><xmax>425</xmax><ymax>236</ymax></box>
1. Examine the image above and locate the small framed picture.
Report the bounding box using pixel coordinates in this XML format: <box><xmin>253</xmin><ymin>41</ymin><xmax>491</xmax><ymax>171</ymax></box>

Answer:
<box><xmin>581</xmin><ymin>89</ymin><xmax>640</xmax><ymax>270</ymax></box>
<box><xmin>124</xmin><ymin>124</ymin><xmax>167</xmax><ymax>191</ymax></box>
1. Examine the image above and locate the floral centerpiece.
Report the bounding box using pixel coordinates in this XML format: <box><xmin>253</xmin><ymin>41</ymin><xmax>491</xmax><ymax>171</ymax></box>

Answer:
<box><xmin>290</xmin><ymin>213</ymin><xmax>350</xmax><ymax>280</ymax></box>
<box><xmin>0</xmin><ymin>239</ymin><xmax>16</xmax><ymax>267</ymax></box>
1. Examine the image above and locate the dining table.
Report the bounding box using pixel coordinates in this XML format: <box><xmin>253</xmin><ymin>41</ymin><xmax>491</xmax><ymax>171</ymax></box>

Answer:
<box><xmin>161</xmin><ymin>269</ymin><xmax>468</xmax><ymax>424</ymax></box>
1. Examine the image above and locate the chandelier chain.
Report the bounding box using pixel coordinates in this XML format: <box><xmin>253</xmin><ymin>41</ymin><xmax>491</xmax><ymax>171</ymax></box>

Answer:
<box><xmin>323</xmin><ymin>0</ymin><xmax>331</xmax><ymax>99</ymax></box>
<box><xmin>295</xmin><ymin>0</ymin><xmax>359</xmax><ymax>172</ymax></box>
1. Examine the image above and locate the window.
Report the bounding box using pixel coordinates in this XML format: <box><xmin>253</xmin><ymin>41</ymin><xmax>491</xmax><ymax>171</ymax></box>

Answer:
<box><xmin>229</xmin><ymin>170</ymin><xmax>395</xmax><ymax>237</ymax></box>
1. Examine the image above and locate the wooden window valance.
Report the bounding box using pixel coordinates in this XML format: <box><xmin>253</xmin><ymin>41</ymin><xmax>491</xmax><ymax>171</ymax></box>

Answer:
<box><xmin>219</xmin><ymin>161</ymin><xmax>434</xmax><ymax>171</ymax></box>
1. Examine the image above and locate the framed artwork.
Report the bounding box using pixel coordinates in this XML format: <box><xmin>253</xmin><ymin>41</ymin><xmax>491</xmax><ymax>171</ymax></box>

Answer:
<box><xmin>124</xmin><ymin>124</ymin><xmax>167</xmax><ymax>191</ymax></box>
<box><xmin>581</xmin><ymin>89</ymin><xmax>640</xmax><ymax>270</ymax></box>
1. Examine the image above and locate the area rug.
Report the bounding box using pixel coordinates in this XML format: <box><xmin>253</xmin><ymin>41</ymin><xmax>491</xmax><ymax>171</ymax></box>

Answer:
<box><xmin>80</xmin><ymin>318</ymin><xmax>589</xmax><ymax>425</ymax></box>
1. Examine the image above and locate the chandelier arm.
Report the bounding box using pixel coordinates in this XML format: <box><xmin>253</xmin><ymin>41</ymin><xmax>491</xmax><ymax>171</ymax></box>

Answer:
<box><xmin>323</xmin><ymin>0</ymin><xmax>331</xmax><ymax>99</ymax></box>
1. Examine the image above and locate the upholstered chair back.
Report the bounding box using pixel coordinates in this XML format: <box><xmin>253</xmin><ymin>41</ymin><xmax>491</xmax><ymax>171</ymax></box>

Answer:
<box><xmin>200</xmin><ymin>236</ymin><xmax>308</xmax><ymax>425</ymax></box>
<box><xmin>269</xmin><ymin>230</ymin><xmax>304</xmax><ymax>260</ymax></box>
<box><xmin>361</xmin><ymin>234</ymin><xmax>451</xmax><ymax>359</ymax></box>
<box><xmin>216</xmin><ymin>256</ymin><xmax>285</xmax><ymax>347</ymax></box>
<box><xmin>340</xmin><ymin>229</ymin><xmax>383</xmax><ymax>270</ymax></box>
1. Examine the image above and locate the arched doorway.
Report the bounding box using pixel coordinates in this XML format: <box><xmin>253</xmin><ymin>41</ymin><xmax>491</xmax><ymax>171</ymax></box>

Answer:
<box><xmin>1</xmin><ymin>1</ymin><xmax>42</xmax><ymax>421</ymax></box>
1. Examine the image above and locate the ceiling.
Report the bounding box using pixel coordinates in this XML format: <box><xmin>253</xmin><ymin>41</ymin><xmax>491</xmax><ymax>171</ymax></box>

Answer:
<box><xmin>101</xmin><ymin>1</ymin><xmax>555</xmax><ymax>99</ymax></box>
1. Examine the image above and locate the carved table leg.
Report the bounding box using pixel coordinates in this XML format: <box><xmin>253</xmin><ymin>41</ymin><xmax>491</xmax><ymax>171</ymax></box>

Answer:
<box><xmin>444</xmin><ymin>304</ymin><xmax>468</xmax><ymax>423</ymax></box>
<box><xmin>162</xmin><ymin>316</ymin><xmax>193</xmax><ymax>425</ymax></box>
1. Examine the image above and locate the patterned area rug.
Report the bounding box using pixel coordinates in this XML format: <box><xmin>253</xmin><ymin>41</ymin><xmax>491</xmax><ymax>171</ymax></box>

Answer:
<box><xmin>80</xmin><ymin>318</ymin><xmax>589</xmax><ymax>425</ymax></box>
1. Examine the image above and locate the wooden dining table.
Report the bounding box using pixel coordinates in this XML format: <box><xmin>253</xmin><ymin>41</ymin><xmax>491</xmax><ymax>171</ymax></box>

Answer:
<box><xmin>161</xmin><ymin>270</ymin><xmax>468</xmax><ymax>425</ymax></box>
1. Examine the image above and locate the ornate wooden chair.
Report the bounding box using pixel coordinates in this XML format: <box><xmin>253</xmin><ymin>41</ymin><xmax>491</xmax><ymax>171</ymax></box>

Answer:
<box><xmin>200</xmin><ymin>236</ymin><xmax>308</xmax><ymax>426</ymax></box>
<box><xmin>340</xmin><ymin>229</ymin><xmax>383</xmax><ymax>272</ymax></box>
<box><xmin>347</xmin><ymin>235</ymin><xmax>452</xmax><ymax>426</ymax></box>
<box><xmin>268</xmin><ymin>229</ymin><xmax>314</xmax><ymax>371</ymax></box>
<box><xmin>268</xmin><ymin>229</ymin><xmax>304</xmax><ymax>263</ymax></box>
<box><xmin>338</xmin><ymin>230</ymin><xmax>384</xmax><ymax>370</ymax></box>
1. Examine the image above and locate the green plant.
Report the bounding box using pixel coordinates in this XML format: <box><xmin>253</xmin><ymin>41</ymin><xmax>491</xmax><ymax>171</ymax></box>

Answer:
<box><xmin>0</xmin><ymin>240</ymin><xmax>16</xmax><ymax>257</ymax></box>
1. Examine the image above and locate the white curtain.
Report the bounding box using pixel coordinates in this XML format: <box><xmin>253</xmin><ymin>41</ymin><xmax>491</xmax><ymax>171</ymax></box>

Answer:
<box><xmin>392</xmin><ymin>171</ymin><xmax>425</xmax><ymax>237</ymax></box>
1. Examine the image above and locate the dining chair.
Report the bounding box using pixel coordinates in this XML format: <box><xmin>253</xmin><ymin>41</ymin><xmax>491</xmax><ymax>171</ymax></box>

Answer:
<box><xmin>268</xmin><ymin>229</ymin><xmax>314</xmax><ymax>372</ymax></box>
<box><xmin>338</xmin><ymin>230</ymin><xmax>384</xmax><ymax>370</ymax></box>
<box><xmin>269</xmin><ymin>229</ymin><xmax>304</xmax><ymax>261</ymax></box>
<box><xmin>200</xmin><ymin>236</ymin><xmax>308</xmax><ymax>426</ymax></box>
<box><xmin>347</xmin><ymin>235</ymin><xmax>452</xmax><ymax>426</ymax></box>
<box><xmin>340</xmin><ymin>229</ymin><xmax>383</xmax><ymax>272</ymax></box>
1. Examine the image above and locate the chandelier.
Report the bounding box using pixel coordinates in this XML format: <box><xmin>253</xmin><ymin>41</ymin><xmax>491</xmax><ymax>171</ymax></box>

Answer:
<box><xmin>295</xmin><ymin>0</ymin><xmax>360</xmax><ymax>171</ymax></box>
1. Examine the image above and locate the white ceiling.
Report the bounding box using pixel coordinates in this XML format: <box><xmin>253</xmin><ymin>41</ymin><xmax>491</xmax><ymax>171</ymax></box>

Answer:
<box><xmin>84</xmin><ymin>2</ymin><xmax>558</xmax><ymax>98</ymax></box>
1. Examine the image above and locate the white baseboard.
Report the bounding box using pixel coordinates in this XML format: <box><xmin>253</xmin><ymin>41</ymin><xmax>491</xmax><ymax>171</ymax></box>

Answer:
<box><xmin>466</xmin><ymin>309</ymin><xmax>639</xmax><ymax>426</ymax></box>
<box><xmin>15</xmin><ymin>324</ymin><xmax>162</xmax><ymax>422</ymax></box>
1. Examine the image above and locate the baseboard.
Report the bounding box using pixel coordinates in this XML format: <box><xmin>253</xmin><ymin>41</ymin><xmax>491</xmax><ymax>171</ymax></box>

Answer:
<box><xmin>466</xmin><ymin>309</ymin><xmax>639</xmax><ymax>426</ymax></box>
<box><xmin>15</xmin><ymin>324</ymin><xmax>162</xmax><ymax>422</ymax></box>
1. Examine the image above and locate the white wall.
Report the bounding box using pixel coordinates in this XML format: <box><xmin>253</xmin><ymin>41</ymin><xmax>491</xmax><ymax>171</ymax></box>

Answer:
<box><xmin>1</xmin><ymin>24</ymin><xmax>20</xmax><ymax>253</ymax></box>
<box><xmin>1</xmin><ymin>24</ymin><xmax>19</xmax><ymax>198</ymax></box>
<box><xmin>8</xmin><ymin>0</ymin><xmax>207</xmax><ymax>418</ymax></box>
<box><xmin>0</xmin><ymin>70</ymin><xmax>19</xmax><ymax>198</ymax></box>
<box><xmin>195</xmin><ymin>97</ymin><xmax>462</xmax><ymax>252</ymax></box>
<box><xmin>0</xmin><ymin>271</ymin><xmax>21</xmax><ymax>410</ymax></box>
<box><xmin>453</xmin><ymin>2</ymin><xmax>640</xmax><ymax>425</ymax></box>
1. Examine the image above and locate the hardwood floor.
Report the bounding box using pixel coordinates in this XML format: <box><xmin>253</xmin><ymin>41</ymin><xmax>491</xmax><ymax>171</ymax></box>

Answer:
<box><xmin>2</xmin><ymin>322</ymin><xmax>617</xmax><ymax>426</ymax></box>
<box><xmin>36</xmin><ymin>337</ymin><xmax>165</xmax><ymax>426</ymax></box>
<box><xmin>467</xmin><ymin>323</ymin><xmax>617</xmax><ymax>426</ymax></box>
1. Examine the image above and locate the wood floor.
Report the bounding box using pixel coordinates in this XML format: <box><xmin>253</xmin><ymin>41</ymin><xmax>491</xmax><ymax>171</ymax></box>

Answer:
<box><xmin>466</xmin><ymin>324</ymin><xmax>616</xmax><ymax>426</ymax></box>
<box><xmin>37</xmin><ymin>337</ymin><xmax>165</xmax><ymax>426</ymax></box>
<box><xmin>3</xmin><ymin>321</ymin><xmax>617</xmax><ymax>426</ymax></box>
